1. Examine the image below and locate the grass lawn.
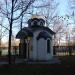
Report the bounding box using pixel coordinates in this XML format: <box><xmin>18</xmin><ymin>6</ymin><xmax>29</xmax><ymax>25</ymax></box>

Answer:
<box><xmin>0</xmin><ymin>56</ymin><xmax>75</xmax><ymax>75</ymax></box>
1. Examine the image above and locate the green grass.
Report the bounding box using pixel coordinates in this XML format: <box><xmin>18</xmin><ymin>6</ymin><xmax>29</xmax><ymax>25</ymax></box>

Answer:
<box><xmin>0</xmin><ymin>56</ymin><xmax>75</xmax><ymax>75</ymax></box>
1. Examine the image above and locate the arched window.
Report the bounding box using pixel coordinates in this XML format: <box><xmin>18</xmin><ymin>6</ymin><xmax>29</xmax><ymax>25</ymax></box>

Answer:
<box><xmin>47</xmin><ymin>39</ymin><xmax>50</xmax><ymax>53</ymax></box>
<box><xmin>31</xmin><ymin>19</ymin><xmax>39</xmax><ymax>26</ymax></box>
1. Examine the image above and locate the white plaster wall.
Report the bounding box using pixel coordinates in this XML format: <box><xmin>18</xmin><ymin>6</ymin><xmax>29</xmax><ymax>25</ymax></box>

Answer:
<box><xmin>32</xmin><ymin>31</ymin><xmax>40</xmax><ymax>60</ymax></box>
<box><xmin>32</xmin><ymin>30</ymin><xmax>53</xmax><ymax>60</ymax></box>
<box><xmin>37</xmin><ymin>38</ymin><xmax>46</xmax><ymax>60</ymax></box>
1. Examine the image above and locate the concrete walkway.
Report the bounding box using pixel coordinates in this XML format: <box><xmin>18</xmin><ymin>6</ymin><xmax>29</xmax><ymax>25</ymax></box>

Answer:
<box><xmin>0</xmin><ymin>57</ymin><xmax>60</xmax><ymax>65</ymax></box>
<box><xmin>24</xmin><ymin>57</ymin><xmax>60</xmax><ymax>64</ymax></box>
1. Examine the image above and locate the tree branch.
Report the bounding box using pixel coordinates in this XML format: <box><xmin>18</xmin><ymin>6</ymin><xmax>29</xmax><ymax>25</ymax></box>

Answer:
<box><xmin>13</xmin><ymin>0</ymin><xmax>35</xmax><ymax>20</ymax></box>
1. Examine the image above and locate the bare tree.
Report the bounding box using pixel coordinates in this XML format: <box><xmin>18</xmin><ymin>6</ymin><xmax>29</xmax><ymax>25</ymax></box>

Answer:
<box><xmin>0</xmin><ymin>15</ymin><xmax>9</xmax><ymax>55</ymax></box>
<box><xmin>0</xmin><ymin>0</ymin><xmax>35</xmax><ymax>64</ymax></box>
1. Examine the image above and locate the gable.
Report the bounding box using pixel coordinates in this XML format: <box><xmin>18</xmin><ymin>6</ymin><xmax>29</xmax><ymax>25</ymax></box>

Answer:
<box><xmin>31</xmin><ymin>26</ymin><xmax>55</xmax><ymax>35</ymax></box>
<box><xmin>16</xmin><ymin>26</ymin><xmax>55</xmax><ymax>39</ymax></box>
<box><xmin>36</xmin><ymin>31</ymin><xmax>52</xmax><ymax>40</ymax></box>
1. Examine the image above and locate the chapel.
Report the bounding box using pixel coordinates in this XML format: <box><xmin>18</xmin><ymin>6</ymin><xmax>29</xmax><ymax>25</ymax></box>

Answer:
<box><xmin>16</xmin><ymin>15</ymin><xmax>55</xmax><ymax>60</ymax></box>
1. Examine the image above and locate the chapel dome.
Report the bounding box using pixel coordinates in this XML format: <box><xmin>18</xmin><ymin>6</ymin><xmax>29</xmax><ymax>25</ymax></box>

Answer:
<box><xmin>31</xmin><ymin>15</ymin><xmax>46</xmax><ymax>20</ymax></box>
<box><xmin>28</xmin><ymin>15</ymin><xmax>46</xmax><ymax>27</ymax></box>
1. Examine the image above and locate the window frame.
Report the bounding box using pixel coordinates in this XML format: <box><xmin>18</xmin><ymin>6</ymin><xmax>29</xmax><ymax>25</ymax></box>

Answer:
<box><xmin>47</xmin><ymin>38</ymin><xmax>51</xmax><ymax>53</ymax></box>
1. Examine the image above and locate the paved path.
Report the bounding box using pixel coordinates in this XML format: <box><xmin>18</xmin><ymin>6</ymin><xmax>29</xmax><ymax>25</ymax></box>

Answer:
<box><xmin>0</xmin><ymin>57</ymin><xmax>60</xmax><ymax>65</ymax></box>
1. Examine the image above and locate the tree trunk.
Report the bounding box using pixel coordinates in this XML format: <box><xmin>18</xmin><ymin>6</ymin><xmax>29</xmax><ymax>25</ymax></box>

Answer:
<box><xmin>8</xmin><ymin>0</ymin><xmax>14</xmax><ymax>64</ymax></box>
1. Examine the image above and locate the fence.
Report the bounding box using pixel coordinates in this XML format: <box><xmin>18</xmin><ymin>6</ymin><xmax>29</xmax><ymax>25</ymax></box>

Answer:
<box><xmin>0</xmin><ymin>46</ymin><xmax>19</xmax><ymax>56</ymax></box>
<box><xmin>53</xmin><ymin>46</ymin><xmax>75</xmax><ymax>56</ymax></box>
